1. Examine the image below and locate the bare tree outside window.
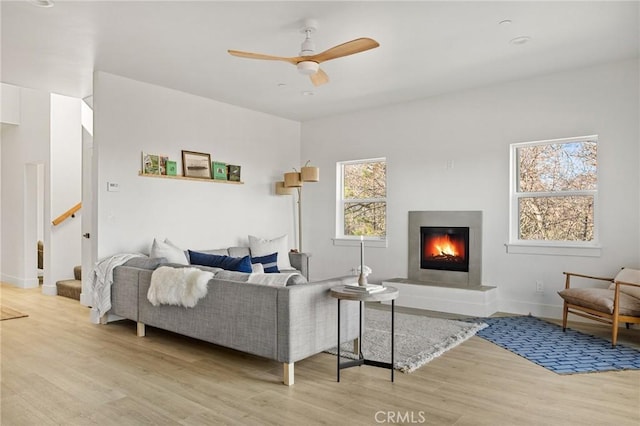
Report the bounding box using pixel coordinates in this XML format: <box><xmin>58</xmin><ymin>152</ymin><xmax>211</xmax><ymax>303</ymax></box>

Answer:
<box><xmin>339</xmin><ymin>159</ymin><xmax>386</xmax><ymax>237</ymax></box>
<box><xmin>515</xmin><ymin>139</ymin><xmax>597</xmax><ymax>242</ymax></box>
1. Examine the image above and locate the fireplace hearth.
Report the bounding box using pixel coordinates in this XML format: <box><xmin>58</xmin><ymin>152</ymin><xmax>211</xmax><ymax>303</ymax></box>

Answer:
<box><xmin>408</xmin><ymin>211</ymin><xmax>482</xmax><ymax>286</ymax></box>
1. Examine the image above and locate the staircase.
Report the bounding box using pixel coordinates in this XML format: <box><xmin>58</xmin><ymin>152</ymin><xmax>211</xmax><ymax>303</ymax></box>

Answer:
<box><xmin>56</xmin><ymin>266</ymin><xmax>82</xmax><ymax>300</ymax></box>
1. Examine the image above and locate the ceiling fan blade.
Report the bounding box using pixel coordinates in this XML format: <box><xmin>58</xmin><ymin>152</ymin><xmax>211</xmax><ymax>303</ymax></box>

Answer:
<box><xmin>310</xmin><ymin>68</ymin><xmax>329</xmax><ymax>86</ymax></box>
<box><xmin>308</xmin><ymin>38</ymin><xmax>379</xmax><ymax>63</ymax></box>
<box><xmin>228</xmin><ymin>50</ymin><xmax>299</xmax><ymax>65</ymax></box>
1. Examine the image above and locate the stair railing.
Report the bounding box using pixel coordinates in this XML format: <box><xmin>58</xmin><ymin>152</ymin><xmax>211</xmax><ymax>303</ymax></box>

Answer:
<box><xmin>52</xmin><ymin>202</ymin><xmax>82</xmax><ymax>226</ymax></box>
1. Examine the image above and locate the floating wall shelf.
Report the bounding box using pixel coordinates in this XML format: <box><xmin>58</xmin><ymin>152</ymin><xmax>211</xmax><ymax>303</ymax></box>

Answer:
<box><xmin>138</xmin><ymin>172</ymin><xmax>243</xmax><ymax>184</ymax></box>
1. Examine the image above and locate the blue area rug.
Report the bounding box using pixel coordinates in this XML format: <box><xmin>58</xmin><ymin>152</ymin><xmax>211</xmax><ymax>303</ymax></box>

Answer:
<box><xmin>476</xmin><ymin>315</ymin><xmax>640</xmax><ymax>374</ymax></box>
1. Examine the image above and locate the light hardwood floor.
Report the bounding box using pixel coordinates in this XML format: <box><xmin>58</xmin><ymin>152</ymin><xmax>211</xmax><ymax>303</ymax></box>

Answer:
<box><xmin>1</xmin><ymin>283</ymin><xmax>639</xmax><ymax>425</ymax></box>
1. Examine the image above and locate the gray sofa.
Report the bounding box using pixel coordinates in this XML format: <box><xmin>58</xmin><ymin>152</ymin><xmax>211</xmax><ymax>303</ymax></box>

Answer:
<box><xmin>108</xmin><ymin>250</ymin><xmax>360</xmax><ymax>385</ymax></box>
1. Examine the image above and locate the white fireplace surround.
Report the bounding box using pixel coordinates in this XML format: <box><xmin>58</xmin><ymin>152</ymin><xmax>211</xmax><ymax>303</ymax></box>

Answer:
<box><xmin>408</xmin><ymin>210</ymin><xmax>483</xmax><ymax>287</ymax></box>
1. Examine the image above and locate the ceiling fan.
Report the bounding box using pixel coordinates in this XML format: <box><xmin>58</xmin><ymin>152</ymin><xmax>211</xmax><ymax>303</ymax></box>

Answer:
<box><xmin>228</xmin><ymin>19</ymin><xmax>379</xmax><ymax>86</ymax></box>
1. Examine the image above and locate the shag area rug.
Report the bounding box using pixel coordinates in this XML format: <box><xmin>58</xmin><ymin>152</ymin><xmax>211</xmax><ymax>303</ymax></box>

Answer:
<box><xmin>476</xmin><ymin>315</ymin><xmax>640</xmax><ymax>374</ymax></box>
<box><xmin>326</xmin><ymin>308</ymin><xmax>487</xmax><ymax>373</ymax></box>
<box><xmin>0</xmin><ymin>306</ymin><xmax>28</xmax><ymax>321</ymax></box>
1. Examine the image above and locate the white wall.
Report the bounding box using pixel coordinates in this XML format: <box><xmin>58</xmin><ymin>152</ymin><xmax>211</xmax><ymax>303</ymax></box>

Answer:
<box><xmin>92</xmin><ymin>72</ymin><xmax>301</xmax><ymax>259</ymax></box>
<box><xmin>0</xmin><ymin>86</ymin><xmax>50</xmax><ymax>288</ymax></box>
<box><xmin>301</xmin><ymin>59</ymin><xmax>640</xmax><ymax>318</ymax></box>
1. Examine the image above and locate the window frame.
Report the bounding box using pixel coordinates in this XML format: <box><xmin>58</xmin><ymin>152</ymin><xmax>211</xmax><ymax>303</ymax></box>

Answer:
<box><xmin>335</xmin><ymin>157</ymin><xmax>387</xmax><ymax>245</ymax></box>
<box><xmin>507</xmin><ymin>135</ymin><xmax>601</xmax><ymax>256</ymax></box>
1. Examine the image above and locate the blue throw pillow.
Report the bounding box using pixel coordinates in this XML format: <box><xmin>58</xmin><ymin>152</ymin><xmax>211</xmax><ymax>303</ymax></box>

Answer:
<box><xmin>188</xmin><ymin>250</ymin><xmax>252</xmax><ymax>273</ymax></box>
<box><xmin>251</xmin><ymin>252</ymin><xmax>279</xmax><ymax>273</ymax></box>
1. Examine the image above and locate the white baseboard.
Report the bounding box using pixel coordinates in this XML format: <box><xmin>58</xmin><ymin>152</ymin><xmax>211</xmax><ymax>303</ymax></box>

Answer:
<box><xmin>80</xmin><ymin>292</ymin><xmax>92</xmax><ymax>307</ymax></box>
<box><xmin>0</xmin><ymin>273</ymin><xmax>39</xmax><ymax>289</ymax></box>
<box><xmin>497</xmin><ymin>299</ymin><xmax>564</xmax><ymax>319</ymax></box>
<box><xmin>41</xmin><ymin>284</ymin><xmax>57</xmax><ymax>296</ymax></box>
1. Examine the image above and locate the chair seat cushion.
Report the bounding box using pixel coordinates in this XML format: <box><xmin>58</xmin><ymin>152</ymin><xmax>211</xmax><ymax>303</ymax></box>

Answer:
<box><xmin>558</xmin><ymin>288</ymin><xmax>640</xmax><ymax>316</ymax></box>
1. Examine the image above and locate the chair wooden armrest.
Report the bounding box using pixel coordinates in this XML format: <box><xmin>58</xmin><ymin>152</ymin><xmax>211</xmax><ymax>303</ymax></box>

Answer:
<box><xmin>615</xmin><ymin>280</ymin><xmax>640</xmax><ymax>289</ymax></box>
<box><xmin>562</xmin><ymin>271</ymin><xmax>614</xmax><ymax>289</ymax></box>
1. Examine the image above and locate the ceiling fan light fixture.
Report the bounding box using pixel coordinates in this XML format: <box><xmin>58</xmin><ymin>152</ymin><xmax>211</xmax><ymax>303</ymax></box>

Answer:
<box><xmin>297</xmin><ymin>61</ymin><xmax>319</xmax><ymax>75</ymax></box>
<box><xmin>299</xmin><ymin>36</ymin><xmax>315</xmax><ymax>56</ymax></box>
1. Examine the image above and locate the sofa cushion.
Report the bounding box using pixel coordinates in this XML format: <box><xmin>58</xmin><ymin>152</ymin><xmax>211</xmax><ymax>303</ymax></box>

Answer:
<box><xmin>150</xmin><ymin>238</ymin><xmax>189</xmax><ymax>265</ymax></box>
<box><xmin>124</xmin><ymin>256</ymin><xmax>167</xmax><ymax>270</ymax></box>
<box><xmin>248</xmin><ymin>235</ymin><xmax>292</xmax><ymax>271</ymax></box>
<box><xmin>196</xmin><ymin>248</ymin><xmax>229</xmax><ymax>257</ymax></box>
<box><xmin>214</xmin><ymin>270</ymin><xmax>251</xmax><ymax>282</ymax></box>
<box><xmin>228</xmin><ymin>246</ymin><xmax>251</xmax><ymax>258</ymax></box>
<box><xmin>251</xmin><ymin>252</ymin><xmax>279</xmax><ymax>273</ymax></box>
<box><xmin>558</xmin><ymin>288</ymin><xmax>640</xmax><ymax>316</ymax></box>
<box><xmin>188</xmin><ymin>250</ymin><xmax>252</xmax><ymax>273</ymax></box>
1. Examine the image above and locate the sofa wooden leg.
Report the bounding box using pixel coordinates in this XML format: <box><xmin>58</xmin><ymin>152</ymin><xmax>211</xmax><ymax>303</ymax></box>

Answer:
<box><xmin>283</xmin><ymin>362</ymin><xmax>294</xmax><ymax>386</ymax></box>
<box><xmin>137</xmin><ymin>322</ymin><xmax>146</xmax><ymax>337</ymax></box>
<box><xmin>99</xmin><ymin>314</ymin><xmax>108</xmax><ymax>325</ymax></box>
<box><xmin>353</xmin><ymin>338</ymin><xmax>360</xmax><ymax>355</ymax></box>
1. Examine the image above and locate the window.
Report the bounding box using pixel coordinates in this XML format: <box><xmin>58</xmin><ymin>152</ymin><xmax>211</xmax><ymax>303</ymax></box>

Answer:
<box><xmin>509</xmin><ymin>136</ymin><xmax>599</xmax><ymax>252</ymax></box>
<box><xmin>336</xmin><ymin>158</ymin><xmax>386</xmax><ymax>240</ymax></box>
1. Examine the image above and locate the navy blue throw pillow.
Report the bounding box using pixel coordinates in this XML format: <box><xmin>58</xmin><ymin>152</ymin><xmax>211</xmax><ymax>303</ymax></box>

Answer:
<box><xmin>251</xmin><ymin>252</ymin><xmax>279</xmax><ymax>273</ymax></box>
<box><xmin>188</xmin><ymin>250</ymin><xmax>252</xmax><ymax>273</ymax></box>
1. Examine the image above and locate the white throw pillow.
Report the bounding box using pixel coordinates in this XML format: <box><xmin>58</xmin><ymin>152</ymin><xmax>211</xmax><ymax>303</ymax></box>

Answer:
<box><xmin>150</xmin><ymin>238</ymin><xmax>189</xmax><ymax>265</ymax></box>
<box><xmin>251</xmin><ymin>262</ymin><xmax>265</xmax><ymax>274</ymax></box>
<box><xmin>248</xmin><ymin>234</ymin><xmax>292</xmax><ymax>271</ymax></box>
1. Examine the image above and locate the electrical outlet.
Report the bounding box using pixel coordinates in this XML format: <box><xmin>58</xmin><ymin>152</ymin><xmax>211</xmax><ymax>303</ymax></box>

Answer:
<box><xmin>536</xmin><ymin>280</ymin><xmax>544</xmax><ymax>293</ymax></box>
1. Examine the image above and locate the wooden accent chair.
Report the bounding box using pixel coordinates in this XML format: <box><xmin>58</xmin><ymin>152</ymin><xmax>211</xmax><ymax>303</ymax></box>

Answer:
<box><xmin>558</xmin><ymin>268</ymin><xmax>640</xmax><ymax>347</ymax></box>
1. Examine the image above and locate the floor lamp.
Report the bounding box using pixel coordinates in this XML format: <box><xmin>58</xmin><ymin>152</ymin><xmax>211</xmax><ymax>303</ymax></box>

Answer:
<box><xmin>275</xmin><ymin>162</ymin><xmax>319</xmax><ymax>252</ymax></box>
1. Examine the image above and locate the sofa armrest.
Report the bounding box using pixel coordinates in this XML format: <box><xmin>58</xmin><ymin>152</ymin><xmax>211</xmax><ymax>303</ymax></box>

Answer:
<box><xmin>110</xmin><ymin>266</ymin><xmax>141</xmax><ymax>321</ymax></box>
<box><xmin>276</xmin><ymin>275</ymin><xmax>360</xmax><ymax>364</ymax></box>
<box><xmin>288</xmin><ymin>251</ymin><xmax>310</xmax><ymax>279</ymax></box>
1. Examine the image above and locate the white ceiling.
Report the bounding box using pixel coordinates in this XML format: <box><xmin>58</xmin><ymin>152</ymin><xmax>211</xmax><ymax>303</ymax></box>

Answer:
<box><xmin>2</xmin><ymin>1</ymin><xmax>638</xmax><ymax>122</ymax></box>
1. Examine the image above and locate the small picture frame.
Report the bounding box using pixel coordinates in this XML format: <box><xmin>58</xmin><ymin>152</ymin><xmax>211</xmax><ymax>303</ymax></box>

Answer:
<box><xmin>166</xmin><ymin>160</ymin><xmax>177</xmax><ymax>176</ymax></box>
<box><xmin>227</xmin><ymin>164</ymin><xmax>241</xmax><ymax>182</ymax></box>
<box><xmin>159</xmin><ymin>156</ymin><xmax>169</xmax><ymax>175</ymax></box>
<box><xmin>182</xmin><ymin>150</ymin><xmax>211</xmax><ymax>179</ymax></box>
<box><xmin>142</xmin><ymin>152</ymin><xmax>160</xmax><ymax>175</ymax></box>
<box><xmin>213</xmin><ymin>162</ymin><xmax>228</xmax><ymax>180</ymax></box>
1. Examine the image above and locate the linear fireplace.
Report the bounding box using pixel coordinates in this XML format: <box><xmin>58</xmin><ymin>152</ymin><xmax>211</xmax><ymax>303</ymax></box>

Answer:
<box><xmin>408</xmin><ymin>211</ymin><xmax>482</xmax><ymax>286</ymax></box>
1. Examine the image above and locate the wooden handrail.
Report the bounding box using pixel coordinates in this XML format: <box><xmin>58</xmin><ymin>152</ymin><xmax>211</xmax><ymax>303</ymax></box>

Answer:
<box><xmin>52</xmin><ymin>202</ymin><xmax>82</xmax><ymax>226</ymax></box>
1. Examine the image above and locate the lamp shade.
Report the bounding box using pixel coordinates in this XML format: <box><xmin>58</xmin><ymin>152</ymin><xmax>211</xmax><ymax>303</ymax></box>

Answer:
<box><xmin>301</xmin><ymin>165</ymin><xmax>319</xmax><ymax>182</ymax></box>
<box><xmin>284</xmin><ymin>172</ymin><xmax>302</xmax><ymax>187</ymax></box>
<box><xmin>275</xmin><ymin>181</ymin><xmax>295</xmax><ymax>195</ymax></box>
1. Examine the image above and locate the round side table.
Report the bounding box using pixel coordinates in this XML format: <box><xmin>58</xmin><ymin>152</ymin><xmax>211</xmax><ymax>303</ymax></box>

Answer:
<box><xmin>330</xmin><ymin>285</ymin><xmax>399</xmax><ymax>382</ymax></box>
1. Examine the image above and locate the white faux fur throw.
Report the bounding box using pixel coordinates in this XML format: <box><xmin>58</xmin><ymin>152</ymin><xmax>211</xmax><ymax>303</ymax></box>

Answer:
<box><xmin>148</xmin><ymin>266</ymin><xmax>214</xmax><ymax>307</ymax></box>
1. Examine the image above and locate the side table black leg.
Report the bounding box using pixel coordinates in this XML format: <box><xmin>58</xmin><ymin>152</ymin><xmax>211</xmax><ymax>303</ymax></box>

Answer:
<box><xmin>359</xmin><ymin>301</ymin><xmax>363</xmax><ymax>359</ymax></box>
<box><xmin>337</xmin><ymin>299</ymin><xmax>341</xmax><ymax>382</ymax></box>
<box><xmin>391</xmin><ymin>299</ymin><xmax>395</xmax><ymax>382</ymax></box>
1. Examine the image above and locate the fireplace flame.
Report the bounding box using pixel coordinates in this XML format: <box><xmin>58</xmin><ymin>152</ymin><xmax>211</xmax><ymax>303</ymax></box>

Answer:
<box><xmin>425</xmin><ymin>234</ymin><xmax>465</xmax><ymax>258</ymax></box>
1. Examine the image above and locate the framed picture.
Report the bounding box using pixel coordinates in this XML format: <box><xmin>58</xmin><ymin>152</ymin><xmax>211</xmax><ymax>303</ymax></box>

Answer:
<box><xmin>159</xmin><ymin>155</ymin><xmax>169</xmax><ymax>175</ymax></box>
<box><xmin>227</xmin><ymin>164</ymin><xmax>241</xmax><ymax>182</ymax></box>
<box><xmin>166</xmin><ymin>160</ymin><xmax>177</xmax><ymax>176</ymax></box>
<box><xmin>142</xmin><ymin>152</ymin><xmax>160</xmax><ymax>175</ymax></box>
<box><xmin>213</xmin><ymin>162</ymin><xmax>228</xmax><ymax>180</ymax></box>
<box><xmin>182</xmin><ymin>150</ymin><xmax>212</xmax><ymax>179</ymax></box>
